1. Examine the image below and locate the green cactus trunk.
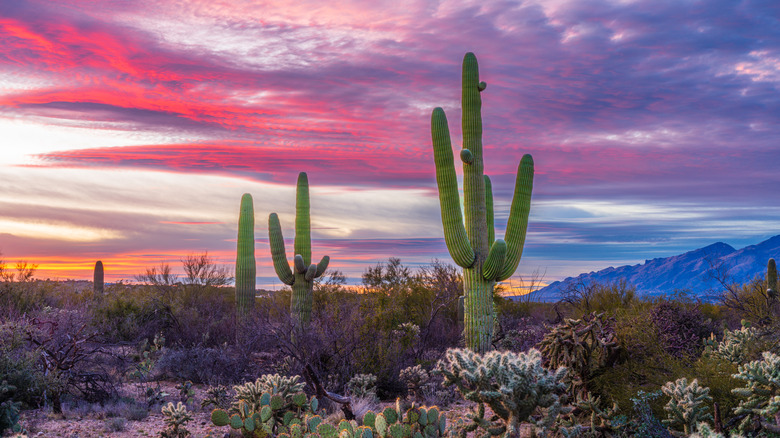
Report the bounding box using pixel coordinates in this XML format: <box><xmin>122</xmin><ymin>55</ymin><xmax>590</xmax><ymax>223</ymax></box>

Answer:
<box><xmin>93</xmin><ymin>260</ymin><xmax>104</xmax><ymax>295</ymax></box>
<box><xmin>235</xmin><ymin>193</ymin><xmax>256</xmax><ymax>315</ymax></box>
<box><xmin>431</xmin><ymin>53</ymin><xmax>534</xmax><ymax>353</ymax></box>
<box><xmin>768</xmin><ymin>258</ymin><xmax>777</xmax><ymax>299</ymax></box>
<box><xmin>269</xmin><ymin>173</ymin><xmax>329</xmax><ymax>327</ymax></box>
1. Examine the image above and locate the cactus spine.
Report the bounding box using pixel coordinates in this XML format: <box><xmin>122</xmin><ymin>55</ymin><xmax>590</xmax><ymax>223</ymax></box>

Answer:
<box><xmin>93</xmin><ymin>260</ymin><xmax>104</xmax><ymax>295</ymax></box>
<box><xmin>430</xmin><ymin>52</ymin><xmax>534</xmax><ymax>353</ymax></box>
<box><xmin>269</xmin><ymin>172</ymin><xmax>329</xmax><ymax>327</ymax></box>
<box><xmin>236</xmin><ymin>193</ymin><xmax>256</xmax><ymax>315</ymax></box>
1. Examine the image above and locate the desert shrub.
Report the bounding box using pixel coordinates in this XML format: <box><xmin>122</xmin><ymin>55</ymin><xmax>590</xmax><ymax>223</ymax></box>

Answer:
<box><xmin>561</xmin><ymin>279</ymin><xmax>638</xmax><ymax>317</ymax></box>
<box><xmin>0</xmin><ymin>317</ymin><xmax>61</xmax><ymax>408</ymax></box>
<box><xmin>153</xmin><ymin>344</ymin><xmax>255</xmax><ymax>385</ymax></box>
<box><xmin>692</xmin><ymin>355</ymin><xmax>742</xmax><ymax>428</ymax></box>
<box><xmin>0</xmin><ymin>381</ymin><xmax>22</xmax><ymax>435</ymax></box>
<box><xmin>650</xmin><ymin>300</ymin><xmax>716</xmax><ymax>359</ymax></box>
<box><xmin>103</xmin><ymin>416</ymin><xmax>126</xmax><ymax>433</ymax></box>
<box><xmin>495</xmin><ymin>316</ymin><xmax>549</xmax><ymax>352</ymax></box>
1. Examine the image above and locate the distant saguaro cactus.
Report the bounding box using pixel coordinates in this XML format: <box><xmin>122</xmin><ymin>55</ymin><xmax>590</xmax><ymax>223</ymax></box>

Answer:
<box><xmin>235</xmin><ymin>193</ymin><xmax>256</xmax><ymax>315</ymax></box>
<box><xmin>268</xmin><ymin>172</ymin><xmax>329</xmax><ymax>327</ymax></box>
<box><xmin>431</xmin><ymin>52</ymin><xmax>534</xmax><ymax>353</ymax></box>
<box><xmin>93</xmin><ymin>260</ymin><xmax>104</xmax><ymax>295</ymax></box>
<box><xmin>768</xmin><ymin>258</ymin><xmax>777</xmax><ymax>300</ymax></box>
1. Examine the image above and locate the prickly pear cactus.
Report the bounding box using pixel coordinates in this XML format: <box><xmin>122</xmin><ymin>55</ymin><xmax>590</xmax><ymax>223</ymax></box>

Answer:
<box><xmin>211</xmin><ymin>375</ymin><xmax>320</xmax><ymax>437</ymax></box>
<box><xmin>361</xmin><ymin>399</ymin><xmax>447</xmax><ymax>438</ymax></box>
<box><xmin>236</xmin><ymin>193</ymin><xmax>257</xmax><ymax>315</ymax></box>
<box><xmin>269</xmin><ymin>172</ymin><xmax>330</xmax><ymax>327</ymax></box>
<box><xmin>430</xmin><ymin>53</ymin><xmax>534</xmax><ymax>353</ymax></box>
<box><xmin>438</xmin><ymin>348</ymin><xmax>567</xmax><ymax>437</ymax></box>
<box><xmin>661</xmin><ymin>378</ymin><xmax>712</xmax><ymax>435</ymax></box>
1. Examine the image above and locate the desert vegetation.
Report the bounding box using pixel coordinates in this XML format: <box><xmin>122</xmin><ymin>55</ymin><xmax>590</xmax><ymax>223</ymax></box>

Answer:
<box><xmin>2</xmin><ymin>53</ymin><xmax>779</xmax><ymax>438</ymax></box>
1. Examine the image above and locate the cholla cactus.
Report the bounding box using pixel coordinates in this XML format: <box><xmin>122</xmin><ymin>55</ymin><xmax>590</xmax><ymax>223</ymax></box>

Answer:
<box><xmin>160</xmin><ymin>402</ymin><xmax>193</xmax><ymax>438</ymax></box>
<box><xmin>347</xmin><ymin>374</ymin><xmax>379</xmax><ymax>403</ymax></box>
<box><xmin>732</xmin><ymin>351</ymin><xmax>780</xmax><ymax>433</ymax></box>
<box><xmin>556</xmin><ymin>391</ymin><xmax>624</xmax><ymax>437</ymax></box>
<box><xmin>399</xmin><ymin>365</ymin><xmax>430</xmax><ymax>401</ymax></box>
<box><xmin>661</xmin><ymin>378</ymin><xmax>712</xmax><ymax>435</ymax></box>
<box><xmin>438</xmin><ymin>348</ymin><xmax>567</xmax><ymax>437</ymax></box>
<box><xmin>537</xmin><ymin>313</ymin><xmax>619</xmax><ymax>397</ymax></box>
<box><xmin>707</xmin><ymin>324</ymin><xmax>760</xmax><ymax>365</ymax></box>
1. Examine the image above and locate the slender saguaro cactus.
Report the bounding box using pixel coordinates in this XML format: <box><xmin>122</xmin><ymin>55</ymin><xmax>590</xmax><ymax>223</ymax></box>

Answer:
<box><xmin>93</xmin><ymin>260</ymin><xmax>104</xmax><ymax>294</ymax></box>
<box><xmin>431</xmin><ymin>53</ymin><xmax>534</xmax><ymax>353</ymax></box>
<box><xmin>235</xmin><ymin>193</ymin><xmax>256</xmax><ymax>315</ymax></box>
<box><xmin>768</xmin><ymin>258</ymin><xmax>777</xmax><ymax>300</ymax></box>
<box><xmin>268</xmin><ymin>172</ymin><xmax>329</xmax><ymax>327</ymax></box>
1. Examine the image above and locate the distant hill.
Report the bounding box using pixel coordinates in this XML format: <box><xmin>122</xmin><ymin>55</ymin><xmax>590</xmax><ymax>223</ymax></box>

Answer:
<box><xmin>537</xmin><ymin>235</ymin><xmax>780</xmax><ymax>301</ymax></box>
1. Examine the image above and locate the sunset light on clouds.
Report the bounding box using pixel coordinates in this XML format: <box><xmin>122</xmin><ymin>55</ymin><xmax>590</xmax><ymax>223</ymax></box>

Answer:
<box><xmin>1</xmin><ymin>0</ymin><xmax>778</xmax><ymax>289</ymax></box>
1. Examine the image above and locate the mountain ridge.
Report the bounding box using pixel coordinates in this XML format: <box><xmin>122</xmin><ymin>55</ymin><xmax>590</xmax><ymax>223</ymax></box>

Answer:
<box><xmin>536</xmin><ymin>235</ymin><xmax>780</xmax><ymax>300</ymax></box>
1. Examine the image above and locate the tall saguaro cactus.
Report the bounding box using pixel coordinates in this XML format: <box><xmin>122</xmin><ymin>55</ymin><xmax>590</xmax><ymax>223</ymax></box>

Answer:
<box><xmin>235</xmin><ymin>193</ymin><xmax>256</xmax><ymax>315</ymax></box>
<box><xmin>93</xmin><ymin>260</ymin><xmax>104</xmax><ymax>295</ymax></box>
<box><xmin>431</xmin><ymin>52</ymin><xmax>534</xmax><ymax>353</ymax></box>
<box><xmin>268</xmin><ymin>172</ymin><xmax>329</xmax><ymax>327</ymax></box>
<box><xmin>768</xmin><ymin>258</ymin><xmax>777</xmax><ymax>300</ymax></box>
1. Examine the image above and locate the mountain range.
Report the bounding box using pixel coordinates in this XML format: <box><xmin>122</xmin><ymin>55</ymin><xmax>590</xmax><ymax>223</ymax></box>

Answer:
<box><xmin>536</xmin><ymin>235</ymin><xmax>780</xmax><ymax>301</ymax></box>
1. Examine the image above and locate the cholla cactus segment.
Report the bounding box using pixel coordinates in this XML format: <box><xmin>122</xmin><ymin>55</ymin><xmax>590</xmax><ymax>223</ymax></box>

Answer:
<box><xmin>348</xmin><ymin>374</ymin><xmax>379</xmax><ymax>403</ymax></box>
<box><xmin>430</xmin><ymin>53</ymin><xmax>534</xmax><ymax>353</ymax></box>
<box><xmin>709</xmin><ymin>325</ymin><xmax>760</xmax><ymax>365</ymax></box>
<box><xmin>160</xmin><ymin>402</ymin><xmax>193</xmax><ymax>438</ymax></box>
<box><xmin>661</xmin><ymin>378</ymin><xmax>712</xmax><ymax>435</ymax></box>
<box><xmin>732</xmin><ymin>351</ymin><xmax>780</xmax><ymax>432</ymax></box>
<box><xmin>399</xmin><ymin>365</ymin><xmax>430</xmax><ymax>400</ymax></box>
<box><xmin>537</xmin><ymin>313</ymin><xmax>619</xmax><ymax>396</ymax></box>
<box><xmin>438</xmin><ymin>348</ymin><xmax>567</xmax><ymax>437</ymax></box>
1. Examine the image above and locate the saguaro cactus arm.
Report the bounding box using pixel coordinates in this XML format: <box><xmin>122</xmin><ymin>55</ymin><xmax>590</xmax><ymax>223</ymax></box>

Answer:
<box><xmin>268</xmin><ymin>213</ymin><xmax>295</xmax><ymax>286</ymax></box>
<box><xmin>498</xmin><ymin>154</ymin><xmax>534</xmax><ymax>281</ymax></box>
<box><xmin>431</xmin><ymin>108</ymin><xmax>475</xmax><ymax>268</ymax></box>
<box><xmin>315</xmin><ymin>255</ymin><xmax>329</xmax><ymax>277</ymax></box>
<box><xmin>485</xmin><ymin>175</ymin><xmax>494</xmax><ymax>245</ymax></box>
<box><xmin>294</xmin><ymin>173</ymin><xmax>312</xmax><ymax>265</ymax></box>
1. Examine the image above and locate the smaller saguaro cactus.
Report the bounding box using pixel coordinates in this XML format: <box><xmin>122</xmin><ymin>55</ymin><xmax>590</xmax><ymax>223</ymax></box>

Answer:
<box><xmin>768</xmin><ymin>258</ymin><xmax>778</xmax><ymax>300</ymax></box>
<box><xmin>269</xmin><ymin>172</ymin><xmax>329</xmax><ymax>327</ymax></box>
<box><xmin>661</xmin><ymin>378</ymin><xmax>713</xmax><ymax>435</ymax></box>
<box><xmin>93</xmin><ymin>260</ymin><xmax>104</xmax><ymax>294</ymax></box>
<box><xmin>236</xmin><ymin>193</ymin><xmax>256</xmax><ymax>315</ymax></box>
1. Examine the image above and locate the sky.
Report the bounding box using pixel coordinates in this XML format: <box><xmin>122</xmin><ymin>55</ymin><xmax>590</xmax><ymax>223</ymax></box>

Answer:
<box><xmin>0</xmin><ymin>0</ymin><xmax>778</xmax><ymax>290</ymax></box>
